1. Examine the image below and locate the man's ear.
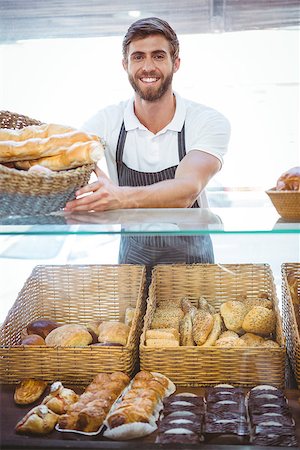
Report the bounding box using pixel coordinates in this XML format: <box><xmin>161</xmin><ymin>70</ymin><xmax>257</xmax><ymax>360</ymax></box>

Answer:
<box><xmin>173</xmin><ymin>57</ymin><xmax>181</xmax><ymax>73</ymax></box>
<box><xmin>122</xmin><ymin>58</ymin><xmax>128</xmax><ymax>71</ymax></box>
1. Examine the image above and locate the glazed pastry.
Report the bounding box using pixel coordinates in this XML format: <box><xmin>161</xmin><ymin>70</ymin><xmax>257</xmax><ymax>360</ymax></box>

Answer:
<box><xmin>45</xmin><ymin>324</ymin><xmax>93</xmax><ymax>347</ymax></box>
<box><xmin>14</xmin><ymin>379</ymin><xmax>48</xmax><ymax>405</ymax></box>
<box><xmin>275</xmin><ymin>166</ymin><xmax>300</xmax><ymax>191</ymax></box>
<box><xmin>15</xmin><ymin>405</ymin><xmax>59</xmax><ymax>435</ymax></box>
<box><xmin>42</xmin><ymin>381</ymin><xmax>79</xmax><ymax>414</ymax></box>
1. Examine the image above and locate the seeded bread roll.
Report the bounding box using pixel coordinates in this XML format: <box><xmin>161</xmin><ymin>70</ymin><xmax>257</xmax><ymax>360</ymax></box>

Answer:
<box><xmin>242</xmin><ymin>306</ymin><xmax>276</xmax><ymax>336</ymax></box>
<box><xmin>220</xmin><ymin>301</ymin><xmax>247</xmax><ymax>333</ymax></box>
<box><xmin>240</xmin><ymin>332</ymin><xmax>265</xmax><ymax>347</ymax></box>
<box><xmin>179</xmin><ymin>313</ymin><xmax>194</xmax><ymax>346</ymax></box>
<box><xmin>192</xmin><ymin>309</ymin><xmax>214</xmax><ymax>346</ymax></box>
<box><xmin>243</xmin><ymin>297</ymin><xmax>273</xmax><ymax>312</ymax></box>
<box><xmin>219</xmin><ymin>330</ymin><xmax>239</xmax><ymax>340</ymax></box>
<box><xmin>198</xmin><ymin>296</ymin><xmax>216</xmax><ymax>314</ymax></box>
<box><xmin>261</xmin><ymin>339</ymin><xmax>280</xmax><ymax>348</ymax></box>
<box><xmin>215</xmin><ymin>336</ymin><xmax>247</xmax><ymax>347</ymax></box>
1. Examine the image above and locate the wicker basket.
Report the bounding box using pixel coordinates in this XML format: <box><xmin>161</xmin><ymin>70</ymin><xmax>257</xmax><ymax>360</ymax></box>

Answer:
<box><xmin>266</xmin><ymin>189</ymin><xmax>300</xmax><ymax>220</ymax></box>
<box><xmin>0</xmin><ymin>264</ymin><xmax>146</xmax><ymax>384</ymax></box>
<box><xmin>140</xmin><ymin>263</ymin><xmax>285</xmax><ymax>387</ymax></box>
<box><xmin>282</xmin><ymin>262</ymin><xmax>300</xmax><ymax>387</ymax></box>
<box><xmin>0</xmin><ymin>111</ymin><xmax>94</xmax><ymax>216</ymax></box>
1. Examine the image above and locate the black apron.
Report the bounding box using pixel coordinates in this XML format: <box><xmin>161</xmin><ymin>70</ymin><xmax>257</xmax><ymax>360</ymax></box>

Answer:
<box><xmin>116</xmin><ymin>121</ymin><xmax>214</xmax><ymax>282</ymax></box>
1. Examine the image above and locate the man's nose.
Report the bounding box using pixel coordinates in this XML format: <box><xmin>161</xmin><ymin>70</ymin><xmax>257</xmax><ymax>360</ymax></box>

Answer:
<box><xmin>142</xmin><ymin>56</ymin><xmax>156</xmax><ymax>71</ymax></box>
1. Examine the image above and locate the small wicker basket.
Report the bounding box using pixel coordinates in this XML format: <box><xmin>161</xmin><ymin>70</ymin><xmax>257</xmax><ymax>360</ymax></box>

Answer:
<box><xmin>0</xmin><ymin>264</ymin><xmax>146</xmax><ymax>384</ymax></box>
<box><xmin>140</xmin><ymin>263</ymin><xmax>285</xmax><ymax>387</ymax></box>
<box><xmin>266</xmin><ymin>189</ymin><xmax>300</xmax><ymax>221</ymax></box>
<box><xmin>282</xmin><ymin>262</ymin><xmax>300</xmax><ymax>387</ymax></box>
<box><xmin>0</xmin><ymin>111</ymin><xmax>94</xmax><ymax>216</ymax></box>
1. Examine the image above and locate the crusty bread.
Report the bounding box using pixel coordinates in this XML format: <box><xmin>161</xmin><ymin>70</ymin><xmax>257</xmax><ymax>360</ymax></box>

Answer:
<box><xmin>198</xmin><ymin>296</ymin><xmax>216</xmax><ymax>314</ymax></box>
<box><xmin>192</xmin><ymin>309</ymin><xmax>214</xmax><ymax>346</ymax></box>
<box><xmin>98</xmin><ymin>321</ymin><xmax>130</xmax><ymax>346</ymax></box>
<box><xmin>179</xmin><ymin>313</ymin><xmax>194</xmax><ymax>346</ymax></box>
<box><xmin>215</xmin><ymin>336</ymin><xmax>247</xmax><ymax>347</ymax></box>
<box><xmin>220</xmin><ymin>301</ymin><xmax>247</xmax><ymax>333</ymax></box>
<box><xmin>200</xmin><ymin>313</ymin><xmax>222</xmax><ymax>347</ymax></box>
<box><xmin>261</xmin><ymin>339</ymin><xmax>280</xmax><ymax>348</ymax></box>
<box><xmin>219</xmin><ymin>330</ymin><xmax>239</xmax><ymax>340</ymax></box>
<box><xmin>242</xmin><ymin>306</ymin><xmax>276</xmax><ymax>336</ymax></box>
<box><xmin>45</xmin><ymin>324</ymin><xmax>92</xmax><ymax>347</ymax></box>
<box><xmin>146</xmin><ymin>338</ymin><xmax>179</xmax><ymax>347</ymax></box>
<box><xmin>240</xmin><ymin>332</ymin><xmax>264</xmax><ymax>347</ymax></box>
<box><xmin>0</xmin><ymin>123</ymin><xmax>74</xmax><ymax>141</ymax></box>
<box><xmin>145</xmin><ymin>328</ymin><xmax>179</xmax><ymax>341</ymax></box>
<box><xmin>243</xmin><ymin>297</ymin><xmax>273</xmax><ymax>313</ymax></box>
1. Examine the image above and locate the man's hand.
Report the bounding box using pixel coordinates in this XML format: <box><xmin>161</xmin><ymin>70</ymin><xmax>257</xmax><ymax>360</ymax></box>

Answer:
<box><xmin>65</xmin><ymin>167</ymin><xmax>127</xmax><ymax>211</ymax></box>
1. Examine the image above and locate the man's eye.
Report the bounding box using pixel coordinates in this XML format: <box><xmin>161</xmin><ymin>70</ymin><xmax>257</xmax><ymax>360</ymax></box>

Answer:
<box><xmin>132</xmin><ymin>54</ymin><xmax>143</xmax><ymax>61</ymax></box>
<box><xmin>154</xmin><ymin>54</ymin><xmax>165</xmax><ymax>60</ymax></box>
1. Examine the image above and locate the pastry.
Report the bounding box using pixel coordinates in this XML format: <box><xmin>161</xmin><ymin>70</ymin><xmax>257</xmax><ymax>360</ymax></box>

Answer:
<box><xmin>14</xmin><ymin>379</ymin><xmax>48</xmax><ymax>405</ymax></box>
<box><xmin>275</xmin><ymin>166</ymin><xmax>300</xmax><ymax>191</ymax></box>
<box><xmin>15</xmin><ymin>405</ymin><xmax>59</xmax><ymax>435</ymax></box>
<box><xmin>98</xmin><ymin>321</ymin><xmax>130</xmax><ymax>346</ymax></box>
<box><xmin>42</xmin><ymin>381</ymin><xmax>79</xmax><ymax>414</ymax></box>
<box><xmin>45</xmin><ymin>324</ymin><xmax>92</xmax><ymax>347</ymax></box>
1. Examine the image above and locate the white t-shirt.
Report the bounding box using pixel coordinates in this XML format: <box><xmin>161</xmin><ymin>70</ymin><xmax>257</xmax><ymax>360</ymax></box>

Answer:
<box><xmin>82</xmin><ymin>92</ymin><xmax>231</xmax><ymax>207</ymax></box>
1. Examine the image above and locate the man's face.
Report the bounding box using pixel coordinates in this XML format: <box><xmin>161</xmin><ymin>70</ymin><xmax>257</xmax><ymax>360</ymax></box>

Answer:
<box><xmin>123</xmin><ymin>34</ymin><xmax>180</xmax><ymax>102</ymax></box>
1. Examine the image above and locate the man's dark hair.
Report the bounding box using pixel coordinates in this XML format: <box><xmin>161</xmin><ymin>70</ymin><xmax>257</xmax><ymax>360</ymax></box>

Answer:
<box><xmin>122</xmin><ymin>17</ymin><xmax>179</xmax><ymax>62</ymax></box>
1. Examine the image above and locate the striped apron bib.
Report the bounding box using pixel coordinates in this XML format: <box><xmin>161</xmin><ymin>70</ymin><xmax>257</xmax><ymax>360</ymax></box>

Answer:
<box><xmin>116</xmin><ymin>121</ymin><xmax>214</xmax><ymax>281</ymax></box>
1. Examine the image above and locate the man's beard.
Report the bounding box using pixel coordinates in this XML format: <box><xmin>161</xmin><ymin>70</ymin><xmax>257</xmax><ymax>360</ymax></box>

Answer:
<box><xmin>128</xmin><ymin>71</ymin><xmax>173</xmax><ymax>102</ymax></box>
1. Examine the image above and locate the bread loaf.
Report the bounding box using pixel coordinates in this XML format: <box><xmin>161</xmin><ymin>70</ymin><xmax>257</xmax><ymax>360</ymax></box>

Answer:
<box><xmin>200</xmin><ymin>313</ymin><xmax>222</xmax><ymax>347</ymax></box>
<box><xmin>145</xmin><ymin>328</ymin><xmax>179</xmax><ymax>341</ymax></box>
<box><xmin>98</xmin><ymin>321</ymin><xmax>130</xmax><ymax>346</ymax></box>
<box><xmin>192</xmin><ymin>309</ymin><xmax>214</xmax><ymax>345</ymax></box>
<box><xmin>21</xmin><ymin>334</ymin><xmax>46</xmax><ymax>346</ymax></box>
<box><xmin>45</xmin><ymin>324</ymin><xmax>92</xmax><ymax>347</ymax></box>
<box><xmin>146</xmin><ymin>338</ymin><xmax>179</xmax><ymax>347</ymax></box>
<box><xmin>179</xmin><ymin>313</ymin><xmax>194</xmax><ymax>346</ymax></box>
<box><xmin>27</xmin><ymin>319</ymin><xmax>60</xmax><ymax>338</ymax></box>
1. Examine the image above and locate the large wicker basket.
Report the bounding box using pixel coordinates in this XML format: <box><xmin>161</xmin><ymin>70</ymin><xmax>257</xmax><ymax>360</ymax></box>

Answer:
<box><xmin>0</xmin><ymin>264</ymin><xmax>146</xmax><ymax>384</ymax></box>
<box><xmin>140</xmin><ymin>263</ymin><xmax>285</xmax><ymax>387</ymax></box>
<box><xmin>282</xmin><ymin>262</ymin><xmax>300</xmax><ymax>386</ymax></box>
<box><xmin>0</xmin><ymin>111</ymin><xmax>93</xmax><ymax>216</ymax></box>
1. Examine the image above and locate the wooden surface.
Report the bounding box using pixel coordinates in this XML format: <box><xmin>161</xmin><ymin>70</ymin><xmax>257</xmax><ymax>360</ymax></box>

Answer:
<box><xmin>1</xmin><ymin>384</ymin><xmax>300</xmax><ymax>450</ymax></box>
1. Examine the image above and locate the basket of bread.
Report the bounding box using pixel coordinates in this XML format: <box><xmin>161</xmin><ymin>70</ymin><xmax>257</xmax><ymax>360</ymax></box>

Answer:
<box><xmin>0</xmin><ymin>110</ymin><xmax>105</xmax><ymax>216</ymax></box>
<box><xmin>140</xmin><ymin>263</ymin><xmax>285</xmax><ymax>387</ymax></box>
<box><xmin>282</xmin><ymin>262</ymin><xmax>300</xmax><ymax>386</ymax></box>
<box><xmin>266</xmin><ymin>167</ymin><xmax>300</xmax><ymax>220</ymax></box>
<box><xmin>0</xmin><ymin>264</ymin><xmax>146</xmax><ymax>384</ymax></box>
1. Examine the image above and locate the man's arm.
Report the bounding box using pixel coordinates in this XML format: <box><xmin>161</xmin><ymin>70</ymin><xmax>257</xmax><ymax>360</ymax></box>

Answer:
<box><xmin>64</xmin><ymin>150</ymin><xmax>221</xmax><ymax>211</ymax></box>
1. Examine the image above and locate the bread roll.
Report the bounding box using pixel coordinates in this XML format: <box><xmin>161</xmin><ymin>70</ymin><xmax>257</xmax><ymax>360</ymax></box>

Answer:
<box><xmin>45</xmin><ymin>324</ymin><xmax>92</xmax><ymax>347</ymax></box>
<box><xmin>219</xmin><ymin>330</ymin><xmax>239</xmax><ymax>340</ymax></box>
<box><xmin>243</xmin><ymin>297</ymin><xmax>273</xmax><ymax>313</ymax></box>
<box><xmin>146</xmin><ymin>338</ymin><xmax>179</xmax><ymax>347</ymax></box>
<box><xmin>261</xmin><ymin>339</ymin><xmax>280</xmax><ymax>348</ymax></box>
<box><xmin>215</xmin><ymin>337</ymin><xmax>247</xmax><ymax>348</ymax></box>
<box><xmin>242</xmin><ymin>306</ymin><xmax>276</xmax><ymax>336</ymax></box>
<box><xmin>146</xmin><ymin>328</ymin><xmax>179</xmax><ymax>341</ymax></box>
<box><xmin>198</xmin><ymin>296</ymin><xmax>216</xmax><ymax>314</ymax></box>
<box><xmin>179</xmin><ymin>313</ymin><xmax>194</xmax><ymax>346</ymax></box>
<box><xmin>200</xmin><ymin>313</ymin><xmax>222</xmax><ymax>347</ymax></box>
<box><xmin>27</xmin><ymin>319</ymin><xmax>60</xmax><ymax>338</ymax></box>
<box><xmin>240</xmin><ymin>332</ymin><xmax>264</xmax><ymax>347</ymax></box>
<box><xmin>220</xmin><ymin>301</ymin><xmax>247</xmax><ymax>333</ymax></box>
<box><xmin>21</xmin><ymin>334</ymin><xmax>46</xmax><ymax>346</ymax></box>
<box><xmin>98</xmin><ymin>321</ymin><xmax>130</xmax><ymax>346</ymax></box>
<box><xmin>192</xmin><ymin>309</ymin><xmax>214</xmax><ymax>346</ymax></box>
<box><xmin>124</xmin><ymin>307</ymin><xmax>136</xmax><ymax>327</ymax></box>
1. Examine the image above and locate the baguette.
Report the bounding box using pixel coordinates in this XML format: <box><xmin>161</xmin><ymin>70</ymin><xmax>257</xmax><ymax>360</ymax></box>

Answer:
<box><xmin>0</xmin><ymin>123</ymin><xmax>74</xmax><ymax>141</ymax></box>
<box><xmin>14</xmin><ymin>140</ymin><xmax>103</xmax><ymax>171</ymax></box>
<box><xmin>0</xmin><ymin>129</ymin><xmax>101</xmax><ymax>163</ymax></box>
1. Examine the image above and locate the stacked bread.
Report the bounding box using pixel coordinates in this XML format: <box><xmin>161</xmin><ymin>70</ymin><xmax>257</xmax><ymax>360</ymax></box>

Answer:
<box><xmin>0</xmin><ymin>123</ymin><xmax>105</xmax><ymax>171</ymax></box>
<box><xmin>20</xmin><ymin>313</ymin><xmax>133</xmax><ymax>347</ymax></box>
<box><xmin>103</xmin><ymin>371</ymin><xmax>175</xmax><ymax>440</ymax></box>
<box><xmin>146</xmin><ymin>292</ymin><xmax>279</xmax><ymax>348</ymax></box>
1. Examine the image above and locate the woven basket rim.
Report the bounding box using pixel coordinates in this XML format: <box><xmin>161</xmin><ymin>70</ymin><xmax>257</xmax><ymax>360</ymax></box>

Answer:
<box><xmin>266</xmin><ymin>189</ymin><xmax>300</xmax><ymax>194</ymax></box>
<box><xmin>0</xmin><ymin>162</ymin><xmax>94</xmax><ymax>178</ymax></box>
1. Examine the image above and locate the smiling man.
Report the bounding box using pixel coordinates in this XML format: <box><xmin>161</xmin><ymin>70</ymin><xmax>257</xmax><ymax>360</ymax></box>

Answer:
<box><xmin>65</xmin><ymin>17</ymin><xmax>231</xmax><ymax>274</ymax></box>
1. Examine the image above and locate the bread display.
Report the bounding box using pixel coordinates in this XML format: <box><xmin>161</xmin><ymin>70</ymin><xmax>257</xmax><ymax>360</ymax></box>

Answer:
<box><xmin>0</xmin><ymin>123</ymin><xmax>105</xmax><ymax>171</ymax></box>
<box><xmin>45</xmin><ymin>324</ymin><xmax>93</xmax><ymax>347</ymax></box>
<box><xmin>14</xmin><ymin>379</ymin><xmax>48</xmax><ymax>405</ymax></box>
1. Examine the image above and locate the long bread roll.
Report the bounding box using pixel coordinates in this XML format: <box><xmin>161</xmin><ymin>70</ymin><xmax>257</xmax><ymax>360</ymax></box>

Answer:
<box><xmin>0</xmin><ymin>123</ymin><xmax>75</xmax><ymax>141</ymax></box>
<box><xmin>0</xmin><ymin>129</ymin><xmax>101</xmax><ymax>162</ymax></box>
<box><xmin>14</xmin><ymin>140</ymin><xmax>104</xmax><ymax>171</ymax></box>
